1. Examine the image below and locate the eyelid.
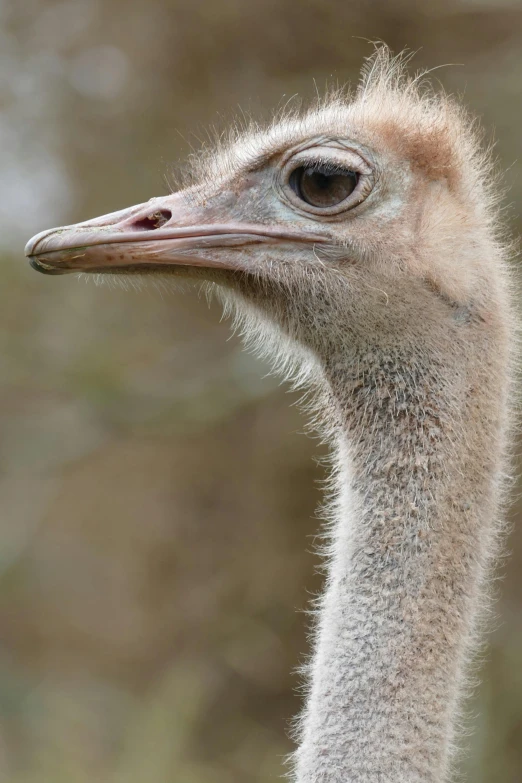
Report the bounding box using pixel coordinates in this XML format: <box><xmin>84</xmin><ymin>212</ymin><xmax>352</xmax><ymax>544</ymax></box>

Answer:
<box><xmin>291</xmin><ymin>158</ymin><xmax>358</xmax><ymax>177</ymax></box>
<box><xmin>282</xmin><ymin>143</ymin><xmax>371</xmax><ymax>172</ymax></box>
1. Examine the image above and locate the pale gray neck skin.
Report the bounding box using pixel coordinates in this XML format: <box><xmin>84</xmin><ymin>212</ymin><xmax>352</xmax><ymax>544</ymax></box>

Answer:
<box><xmin>272</xmin><ymin>280</ymin><xmax>509</xmax><ymax>783</ymax></box>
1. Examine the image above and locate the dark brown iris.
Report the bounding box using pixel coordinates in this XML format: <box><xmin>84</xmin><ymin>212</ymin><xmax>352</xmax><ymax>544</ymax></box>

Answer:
<box><xmin>290</xmin><ymin>165</ymin><xmax>358</xmax><ymax>208</ymax></box>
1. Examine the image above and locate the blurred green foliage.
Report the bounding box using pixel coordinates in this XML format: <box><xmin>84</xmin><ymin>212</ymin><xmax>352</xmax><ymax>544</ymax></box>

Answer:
<box><xmin>1</xmin><ymin>1</ymin><xmax>522</xmax><ymax>781</ymax></box>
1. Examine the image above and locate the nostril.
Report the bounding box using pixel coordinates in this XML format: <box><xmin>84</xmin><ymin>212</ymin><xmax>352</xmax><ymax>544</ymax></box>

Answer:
<box><xmin>131</xmin><ymin>209</ymin><xmax>172</xmax><ymax>231</ymax></box>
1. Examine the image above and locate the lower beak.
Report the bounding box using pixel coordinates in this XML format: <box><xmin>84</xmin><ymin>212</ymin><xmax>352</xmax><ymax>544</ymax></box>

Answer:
<box><xmin>25</xmin><ymin>194</ymin><xmax>324</xmax><ymax>276</ymax></box>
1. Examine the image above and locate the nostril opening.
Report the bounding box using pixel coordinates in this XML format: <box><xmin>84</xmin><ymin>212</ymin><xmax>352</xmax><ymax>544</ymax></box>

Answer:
<box><xmin>131</xmin><ymin>209</ymin><xmax>172</xmax><ymax>231</ymax></box>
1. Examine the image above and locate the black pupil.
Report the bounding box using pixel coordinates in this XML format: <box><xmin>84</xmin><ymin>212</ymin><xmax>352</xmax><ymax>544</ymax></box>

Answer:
<box><xmin>291</xmin><ymin>166</ymin><xmax>358</xmax><ymax>208</ymax></box>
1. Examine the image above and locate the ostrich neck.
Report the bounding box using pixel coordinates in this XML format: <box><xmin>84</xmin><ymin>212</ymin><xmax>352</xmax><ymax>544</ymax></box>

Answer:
<box><xmin>294</xmin><ymin>336</ymin><xmax>505</xmax><ymax>783</ymax></box>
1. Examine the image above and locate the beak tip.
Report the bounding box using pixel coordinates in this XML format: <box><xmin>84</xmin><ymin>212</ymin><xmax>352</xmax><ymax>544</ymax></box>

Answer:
<box><xmin>25</xmin><ymin>228</ymin><xmax>52</xmax><ymax>258</ymax></box>
<box><xmin>25</xmin><ymin>228</ymin><xmax>76</xmax><ymax>274</ymax></box>
<box><xmin>24</xmin><ymin>240</ymin><xmax>36</xmax><ymax>258</ymax></box>
<box><xmin>28</xmin><ymin>258</ymin><xmax>43</xmax><ymax>273</ymax></box>
<box><xmin>28</xmin><ymin>257</ymin><xmax>68</xmax><ymax>275</ymax></box>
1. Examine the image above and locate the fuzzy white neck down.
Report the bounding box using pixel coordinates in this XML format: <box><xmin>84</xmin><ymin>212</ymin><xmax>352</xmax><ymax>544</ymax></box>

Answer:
<box><xmin>291</xmin><ymin>361</ymin><xmax>503</xmax><ymax>783</ymax></box>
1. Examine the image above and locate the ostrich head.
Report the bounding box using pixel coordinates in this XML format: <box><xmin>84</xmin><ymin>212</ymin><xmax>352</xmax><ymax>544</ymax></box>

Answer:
<box><xmin>25</xmin><ymin>49</ymin><xmax>502</xmax><ymax>373</ymax></box>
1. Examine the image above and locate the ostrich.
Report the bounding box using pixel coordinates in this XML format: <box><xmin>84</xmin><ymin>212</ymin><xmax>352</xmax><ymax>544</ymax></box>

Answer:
<box><xmin>24</xmin><ymin>49</ymin><xmax>515</xmax><ymax>782</ymax></box>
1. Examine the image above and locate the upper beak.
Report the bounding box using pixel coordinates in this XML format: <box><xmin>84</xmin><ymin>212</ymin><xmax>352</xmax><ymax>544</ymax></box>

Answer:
<box><xmin>25</xmin><ymin>192</ymin><xmax>325</xmax><ymax>276</ymax></box>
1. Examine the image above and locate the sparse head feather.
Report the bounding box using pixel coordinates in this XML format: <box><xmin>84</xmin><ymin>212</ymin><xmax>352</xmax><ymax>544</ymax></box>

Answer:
<box><xmin>178</xmin><ymin>46</ymin><xmax>499</xmax><ymax>230</ymax></box>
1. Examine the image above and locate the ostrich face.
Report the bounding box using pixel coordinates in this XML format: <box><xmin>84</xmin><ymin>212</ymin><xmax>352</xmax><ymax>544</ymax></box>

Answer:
<box><xmin>25</xmin><ymin>89</ymin><xmax>484</xmax><ymax>351</ymax></box>
<box><xmin>24</xmin><ymin>106</ymin><xmax>433</xmax><ymax>279</ymax></box>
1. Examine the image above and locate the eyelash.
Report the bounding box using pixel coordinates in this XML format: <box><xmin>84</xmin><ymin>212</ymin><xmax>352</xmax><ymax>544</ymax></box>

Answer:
<box><xmin>291</xmin><ymin>159</ymin><xmax>357</xmax><ymax>178</ymax></box>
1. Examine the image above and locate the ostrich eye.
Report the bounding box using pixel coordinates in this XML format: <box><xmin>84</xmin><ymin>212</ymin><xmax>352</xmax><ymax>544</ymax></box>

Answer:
<box><xmin>290</xmin><ymin>164</ymin><xmax>359</xmax><ymax>208</ymax></box>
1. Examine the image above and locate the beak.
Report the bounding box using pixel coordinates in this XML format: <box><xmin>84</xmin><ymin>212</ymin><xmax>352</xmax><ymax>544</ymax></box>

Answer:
<box><xmin>25</xmin><ymin>192</ymin><xmax>325</xmax><ymax>276</ymax></box>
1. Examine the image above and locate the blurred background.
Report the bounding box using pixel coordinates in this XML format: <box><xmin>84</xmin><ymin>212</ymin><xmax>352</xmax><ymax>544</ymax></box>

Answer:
<box><xmin>1</xmin><ymin>1</ymin><xmax>522</xmax><ymax>781</ymax></box>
